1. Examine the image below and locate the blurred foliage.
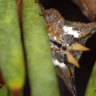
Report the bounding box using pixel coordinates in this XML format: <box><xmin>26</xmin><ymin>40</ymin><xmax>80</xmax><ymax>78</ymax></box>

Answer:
<box><xmin>85</xmin><ymin>62</ymin><xmax>96</xmax><ymax>96</ymax></box>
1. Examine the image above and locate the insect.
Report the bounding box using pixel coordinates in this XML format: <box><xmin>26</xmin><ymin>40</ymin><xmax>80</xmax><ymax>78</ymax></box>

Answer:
<box><xmin>43</xmin><ymin>8</ymin><xmax>96</xmax><ymax>96</ymax></box>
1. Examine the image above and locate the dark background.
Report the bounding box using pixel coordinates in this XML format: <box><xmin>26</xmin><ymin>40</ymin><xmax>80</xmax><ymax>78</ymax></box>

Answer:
<box><xmin>40</xmin><ymin>0</ymin><xmax>96</xmax><ymax>96</ymax></box>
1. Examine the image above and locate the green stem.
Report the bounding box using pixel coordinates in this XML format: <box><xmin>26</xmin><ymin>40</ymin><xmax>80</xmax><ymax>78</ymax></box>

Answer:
<box><xmin>0</xmin><ymin>0</ymin><xmax>25</xmax><ymax>94</ymax></box>
<box><xmin>22</xmin><ymin>0</ymin><xmax>60</xmax><ymax>96</ymax></box>
<box><xmin>85</xmin><ymin>62</ymin><xmax>96</xmax><ymax>96</ymax></box>
<box><xmin>0</xmin><ymin>86</ymin><xmax>8</xmax><ymax>96</ymax></box>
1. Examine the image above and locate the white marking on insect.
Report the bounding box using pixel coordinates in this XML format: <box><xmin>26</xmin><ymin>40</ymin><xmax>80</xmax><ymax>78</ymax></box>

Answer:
<box><xmin>63</xmin><ymin>26</ymin><xmax>80</xmax><ymax>38</ymax></box>
<box><xmin>53</xmin><ymin>36</ymin><xmax>57</xmax><ymax>40</ymax></box>
<box><xmin>52</xmin><ymin>59</ymin><xmax>66</xmax><ymax>68</ymax></box>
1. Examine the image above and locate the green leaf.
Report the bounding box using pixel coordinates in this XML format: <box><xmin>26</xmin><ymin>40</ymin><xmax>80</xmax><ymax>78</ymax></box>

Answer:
<box><xmin>0</xmin><ymin>86</ymin><xmax>8</xmax><ymax>96</ymax></box>
<box><xmin>22</xmin><ymin>0</ymin><xmax>60</xmax><ymax>96</ymax></box>
<box><xmin>85</xmin><ymin>62</ymin><xmax>96</xmax><ymax>96</ymax></box>
<box><xmin>0</xmin><ymin>0</ymin><xmax>25</xmax><ymax>93</ymax></box>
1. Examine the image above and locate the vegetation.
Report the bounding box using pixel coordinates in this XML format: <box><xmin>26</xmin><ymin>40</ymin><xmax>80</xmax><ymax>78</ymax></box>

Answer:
<box><xmin>0</xmin><ymin>0</ymin><xmax>60</xmax><ymax>96</ymax></box>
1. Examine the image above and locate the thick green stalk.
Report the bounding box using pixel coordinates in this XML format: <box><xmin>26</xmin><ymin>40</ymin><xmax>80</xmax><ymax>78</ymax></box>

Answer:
<box><xmin>0</xmin><ymin>85</ymin><xmax>14</xmax><ymax>96</ymax></box>
<box><xmin>0</xmin><ymin>86</ymin><xmax>8</xmax><ymax>96</ymax></box>
<box><xmin>0</xmin><ymin>0</ymin><xmax>25</xmax><ymax>93</ymax></box>
<box><xmin>85</xmin><ymin>63</ymin><xmax>96</xmax><ymax>96</ymax></box>
<box><xmin>22</xmin><ymin>0</ymin><xmax>60</xmax><ymax>96</ymax></box>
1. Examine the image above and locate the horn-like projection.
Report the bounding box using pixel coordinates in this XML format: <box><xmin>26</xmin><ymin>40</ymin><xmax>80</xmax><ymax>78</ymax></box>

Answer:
<box><xmin>67</xmin><ymin>42</ymin><xmax>90</xmax><ymax>51</ymax></box>
<box><xmin>65</xmin><ymin>50</ymin><xmax>80</xmax><ymax>68</ymax></box>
